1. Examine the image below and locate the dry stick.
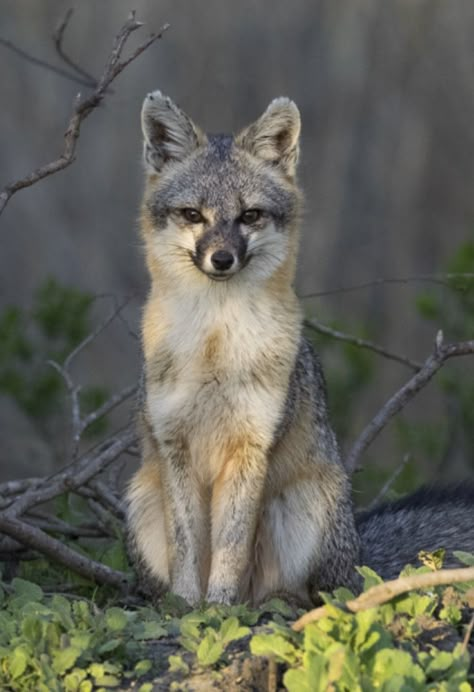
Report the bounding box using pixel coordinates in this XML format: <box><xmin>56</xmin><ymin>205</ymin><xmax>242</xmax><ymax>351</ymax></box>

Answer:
<box><xmin>461</xmin><ymin>613</ymin><xmax>474</xmax><ymax>654</ymax></box>
<box><xmin>87</xmin><ymin>479</ymin><xmax>126</xmax><ymax>519</ymax></box>
<box><xmin>345</xmin><ymin>333</ymin><xmax>474</xmax><ymax>473</ymax></box>
<box><xmin>367</xmin><ymin>454</ymin><xmax>411</xmax><ymax>510</ymax></box>
<box><xmin>293</xmin><ymin>566</ymin><xmax>474</xmax><ymax>632</ymax></box>
<box><xmin>0</xmin><ymin>13</ymin><xmax>170</xmax><ymax>216</ymax></box>
<box><xmin>52</xmin><ymin>8</ymin><xmax>97</xmax><ymax>86</ymax></box>
<box><xmin>304</xmin><ymin>318</ymin><xmax>422</xmax><ymax>371</ymax></box>
<box><xmin>0</xmin><ymin>478</ymin><xmax>42</xmax><ymax>497</ymax></box>
<box><xmin>0</xmin><ymin>514</ymin><xmax>129</xmax><ymax>589</ymax></box>
<box><xmin>47</xmin><ymin>359</ymin><xmax>82</xmax><ymax>449</ymax></box>
<box><xmin>299</xmin><ymin>272</ymin><xmax>474</xmax><ymax>300</ymax></box>
<box><xmin>64</xmin><ymin>298</ymin><xmax>131</xmax><ymax>371</ymax></box>
<box><xmin>0</xmin><ymin>35</ymin><xmax>93</xmax><ymax>88</ymax></box>
<box><xmin>80</xmin><ymin>383</ymin><xmax>137</xmax><ymax>435</ymax></box>
<box><xmin>4</xmin><ymin>426</ymin><xmax>136</xmax><ymax>519</ymax></box>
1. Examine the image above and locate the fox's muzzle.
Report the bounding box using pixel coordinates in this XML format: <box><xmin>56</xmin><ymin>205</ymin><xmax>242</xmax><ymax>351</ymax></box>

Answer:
<box><xmin>194</xmin><ymin>224</ymin><xmax>248</xmax><ymax>280</ymax></box>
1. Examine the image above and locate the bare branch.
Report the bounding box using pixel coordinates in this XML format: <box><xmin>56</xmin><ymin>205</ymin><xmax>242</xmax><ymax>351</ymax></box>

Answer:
<box><xmin>462</xmin><ymin>613</ymin><xmax>474</xmax><ymax>654</ymax></box>
<box><xmin>293</xmin><ymin>565</ymin><xmax>474</xmax><ymax>631</ymax></box>
<box><xmin>304</xmin><ymin>318</ymin><xmax>422</xmax><ymax>371</ymax></box>
<box><xmin>367</xmin><ymin>454</ymin><xmax>411</xmax><ymax>510</ymax></box>
<box><xmin>346</xmin><ymin>333</ymin><xmax>474</xmax><ymax>472</ymax></box>
<box><xmin>47</xmin><ymin>359</ymin><xmax>82</xmax><ymax>452</ymax></box>
<box><xmin>299</xmin><ymin>273</ymin><xmax>474</xmax><ymax>299</ymax></box>
<box><xmin>0</xmin><ymin>35</ymin><xmax>95</xmax><ymax>88</ymax></box>
<box><xmin>0</xmin><ymin>513</ymin><xmax>129</xmax><ymax>589</ymax></box>
<box><xmin>80</xmin><ymin>384</ymin><xmax>137</xmax><ymax>435</ymax></box>
<box><xmin>52</xmin><ymin>8</ymin><xmax>97</xmax><ymax>86</ymax></box>
<box><xmin>0</xmin><ymin>15</ymin><xmax>169</xmax><ymax>216</ymax></box>
<box><xmin>64</xmin><ymin>298</ymin><xmax>131</xmax><ymax>371</ymax></box>
<box><xmin>87</xmin><ymin>479</ymin><xmax>126</xmax><ymax>519</ymax></box>
<box><xmin>4</xmin><ymin>426</ymin><xmax>136</xmax><ymax>519</ymax></box>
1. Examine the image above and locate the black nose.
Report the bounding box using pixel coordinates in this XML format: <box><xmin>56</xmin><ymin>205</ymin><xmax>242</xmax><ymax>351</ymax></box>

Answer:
<box><xmin>210</xmin><ymin>250</ymin><xmax>234</xmax><ymax>271</ymax></box>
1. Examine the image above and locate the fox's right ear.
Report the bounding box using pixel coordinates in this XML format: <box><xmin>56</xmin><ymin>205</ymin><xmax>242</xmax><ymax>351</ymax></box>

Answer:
<box><xmin>141</xmin><ymin>91</ymin><xmax>206</xmax><ymax>174</ymax></box>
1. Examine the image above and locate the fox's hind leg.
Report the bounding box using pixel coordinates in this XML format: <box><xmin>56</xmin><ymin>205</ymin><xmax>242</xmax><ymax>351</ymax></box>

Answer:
<box><xmin>250</xmin><ymin>467</ymin><xmax>360</xmax><ymax>605</ymax></box>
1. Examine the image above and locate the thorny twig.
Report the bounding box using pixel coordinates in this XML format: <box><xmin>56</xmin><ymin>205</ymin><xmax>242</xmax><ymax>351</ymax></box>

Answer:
<box><xmin>346</xmin><ymin>332</ymin><xmax>474</xmax><ymax>472</ymax></box>
<box><xmin>0</xmin><ymin>13</ymin><xmax>170</xmax><ymax>216</ymax></box>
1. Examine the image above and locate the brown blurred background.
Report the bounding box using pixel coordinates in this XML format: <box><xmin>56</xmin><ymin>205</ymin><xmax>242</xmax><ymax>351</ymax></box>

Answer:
<box><xmin>1</xmin><ymin>0</ymin><xmax>473</xmax><ymax>495</ymax></box>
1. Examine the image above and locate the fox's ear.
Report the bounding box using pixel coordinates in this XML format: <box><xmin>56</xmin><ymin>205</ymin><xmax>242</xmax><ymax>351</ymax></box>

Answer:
<box><xmin>141</xmin><ymin>91</ymin><xmax>206</xmax><ymax>174</ymax></box>
<box><xmin>236</xmin><ymin>98</ymin><xmax>301</xmax><ymax>179</ymax></box>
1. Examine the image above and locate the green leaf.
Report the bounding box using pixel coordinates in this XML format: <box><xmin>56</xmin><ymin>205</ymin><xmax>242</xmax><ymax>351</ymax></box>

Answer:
<box><xmin>9</xmin><ymin>646</ymin><xmax>29</xmax><ymax>679</ymax></box>
<box><xmin>134</xmin><ymin>659</ymin><xmax>153</xmax><ymax>676</ymax></box>
<box><xmin>260</xmin><ymin>598</ymin><xmax>295</xmax><ymax>618</ymax></box>
<box><xmin>371</xmin><ymin>648</ymin><xmax>425</xmax><ymax>687</ymax></box>
<box><xmin>138</xmin><ymin>684</ymin><xmax>154</xmax><ymax>692</ymax></box>
<box><xmin>196</xmin><ymin>632</ymin><xmax>224</xmax><ymax>667</ymax></box>
<box><xmin>12</xmin><ymin>577</ymin><xmax>43</xmax><ymax>602</ymax></box>
<box><xmin>250</xmin><ymin>632</ymin><xmax>298</xmax><ymax>664</ymax></box>
<box><xmin>21</xmin><ymin>615</ymin><xmax>43</xmax><ymax>644</ymax></box>
<box><xmin>63</xmin><ymin>668</ymin><xmax>88</xmax><ymax>692</ymax></box>
<box><xmin>98</xmin><ymin>639</ymin><xmax>122</xmax><ymax>654</ymax></box>
<box><xmin>218</xmin><ymin>616</ymin><xmax>250</xmax><ymax>644</ymax></box>
<box><xmin>133</xmin><ymin>620</ymin><xmax>167</xmax><ymax>640</ymax></box>
<box><xmin>356</xmin><ymin>566</ymin><xmax>384</xmax><ymax>590</ymax></box>
<box><xmin>105</xmin><ymin>607</ymin><xmax>128</xmax><ymax>632</ymax></box>
<box><xmin>52</xmin><ymin>646</ymin><xmax>81</xmax><ymax>674</ymax></box>
<box><xmin>284</xmin><ymin>668</ymin><xmax>315</xmax><ymax>692</ymax></box>
<box><xmin>168</xmin><ymin>655</ymin><xmax>189</xmax><ymax>674</ymax></box>
<box><xmin>453</xmin><ymin>551</ymin><xmax>474</xmax><ymax>566</ymax></box>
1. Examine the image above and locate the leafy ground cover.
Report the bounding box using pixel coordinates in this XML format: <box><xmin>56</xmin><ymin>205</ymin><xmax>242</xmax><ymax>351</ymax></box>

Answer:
<box><xmin>1</xmin><ymin>553</ymin><xmax>473</xmax><ymax>691</ymax></box>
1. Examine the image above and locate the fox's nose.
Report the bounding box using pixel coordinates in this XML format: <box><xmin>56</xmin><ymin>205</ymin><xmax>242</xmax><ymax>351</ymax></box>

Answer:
<box><xmin>211</xmin><ymin>250</ymin><xmax>234</xmax><ymax>271</ymax></box>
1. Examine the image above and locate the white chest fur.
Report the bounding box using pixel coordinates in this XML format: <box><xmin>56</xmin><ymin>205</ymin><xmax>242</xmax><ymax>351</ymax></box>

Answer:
<box><xmin>145</xmin><ymin>285</ymin><xmax>297</xmax><ymax>485</ymax></box>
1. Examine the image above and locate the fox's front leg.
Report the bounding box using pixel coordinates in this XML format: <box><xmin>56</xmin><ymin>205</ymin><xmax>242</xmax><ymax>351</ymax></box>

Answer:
<box><xmin>207</xmin><ymin>443</ymin><xmax>267</xmax><ymax>604</ymax></box>
<box><xmin>161</xmin><ymin>440</ymin><xmax>207</xmax><ymax>605</ymax></box>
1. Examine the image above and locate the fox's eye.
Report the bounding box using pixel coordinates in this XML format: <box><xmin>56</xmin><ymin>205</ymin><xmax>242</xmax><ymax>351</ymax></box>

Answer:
<box><xmin>181</xmin><ymin>208</ymin><xmax>203</xmax><ymax>224</ymax></box>
<box><xmin>240</xmin><ymin>209</ymin><xmax>262</xmax><ymax>225</ymax></box>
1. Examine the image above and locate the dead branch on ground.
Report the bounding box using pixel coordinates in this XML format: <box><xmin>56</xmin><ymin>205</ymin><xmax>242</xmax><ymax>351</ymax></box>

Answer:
<box><xmin>0</xmin><ymin>300</ymin><xmax>138</xmax><ymax>589</ymax></box>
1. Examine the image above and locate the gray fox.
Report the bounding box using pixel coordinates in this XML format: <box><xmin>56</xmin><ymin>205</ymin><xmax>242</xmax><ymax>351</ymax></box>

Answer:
<box><xmin>126</xmin><ymin>92</ymin><xmax>474</xmax><ymax>606</ymax></box>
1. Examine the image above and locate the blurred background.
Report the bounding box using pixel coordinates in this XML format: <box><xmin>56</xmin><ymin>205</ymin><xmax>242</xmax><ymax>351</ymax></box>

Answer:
<box><xmin>1</xmin><ymin>0</ymin><xmax>473</xmax><ymax>501</ymax></box>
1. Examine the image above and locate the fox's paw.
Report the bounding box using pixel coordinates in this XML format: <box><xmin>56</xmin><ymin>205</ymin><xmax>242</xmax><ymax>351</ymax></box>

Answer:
<box><xmin>205</xmin><ymin>584</ymin><xmax>238</xmax><ymax>606</ymax></box>
<box><xmin>171</xmin><ymin>578</ymin><xmax>202</xmax><ymax>607</ymax></box>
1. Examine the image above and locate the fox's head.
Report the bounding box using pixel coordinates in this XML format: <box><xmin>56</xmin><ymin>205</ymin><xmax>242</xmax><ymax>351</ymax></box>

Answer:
<box><xmin>140</xmin><ymin>92</ymin><xmax>302</xmax><ymax>288</ymax></box>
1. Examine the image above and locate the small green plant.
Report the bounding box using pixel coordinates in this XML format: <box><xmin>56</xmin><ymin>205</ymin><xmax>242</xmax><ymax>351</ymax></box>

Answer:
<box><xmin>0</xmin><ymin>277</ymin><xmax>109</xmax><ymax>434</ymax></box>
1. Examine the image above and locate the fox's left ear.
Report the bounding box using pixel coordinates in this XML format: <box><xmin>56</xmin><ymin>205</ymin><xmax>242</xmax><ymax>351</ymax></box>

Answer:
<box><xmin>236</xmin><ymin>98</ymin><xmax>301</xmax><ymax>179</ymax></box>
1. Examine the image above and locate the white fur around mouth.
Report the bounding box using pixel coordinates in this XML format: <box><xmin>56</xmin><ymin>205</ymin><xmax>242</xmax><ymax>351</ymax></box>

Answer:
<box><xmin>205</xmin><ymin>272</ymin><xmax>234</xmax><ymax>281</ymax></box>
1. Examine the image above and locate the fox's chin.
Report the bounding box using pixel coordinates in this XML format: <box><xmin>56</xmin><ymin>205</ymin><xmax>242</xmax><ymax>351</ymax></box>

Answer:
<box><xmin>205</xmin><ymin>272</ymin><xmax>235</xmax><ymax>282</ymax></box>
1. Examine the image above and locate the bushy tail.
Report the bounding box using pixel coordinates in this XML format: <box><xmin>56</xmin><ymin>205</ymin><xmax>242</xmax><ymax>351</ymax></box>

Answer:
<box><xmin>357</xmin><ymin>485</ymin><xmax>474</xmax><ymax>580</ymax></box>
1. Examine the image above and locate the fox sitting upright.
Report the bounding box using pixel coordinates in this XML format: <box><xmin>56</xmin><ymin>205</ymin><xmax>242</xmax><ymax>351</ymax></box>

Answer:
<box><xmin>127</xmin><ymin>91</ymin><xmax>360</xmax><ymax>606</ymax></box>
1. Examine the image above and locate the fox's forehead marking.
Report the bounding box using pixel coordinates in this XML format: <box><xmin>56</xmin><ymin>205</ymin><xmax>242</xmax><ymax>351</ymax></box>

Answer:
<box><xmin>148</xmin><ymin>138</ymin><xmax>298</xmax><ymax>227</ymax></box>
<box><xmin>206</xmin><ymin>134</ymin><xmax>234</xmax><ymax>161</ymax></box>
